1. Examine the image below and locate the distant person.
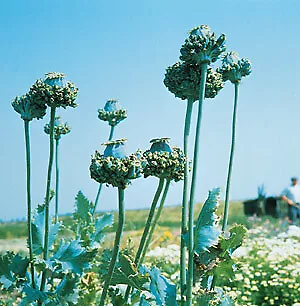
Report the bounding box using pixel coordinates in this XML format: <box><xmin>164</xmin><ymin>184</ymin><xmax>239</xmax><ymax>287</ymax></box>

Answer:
<box><xmin>280</xmin><ymin>177</ymin><xmax>300</xmax><ymax>224</ymax></box>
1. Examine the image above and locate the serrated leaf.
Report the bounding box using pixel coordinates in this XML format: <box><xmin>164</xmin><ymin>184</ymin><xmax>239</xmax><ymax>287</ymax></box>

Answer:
<box><xmin>73</xmin><ymin>191</ymin><xmax>92</xmax><ymax>223</ymax></box>
<box><xmin>0</xmin><ymin>252</ymin><xmax>29</xmax><ymax>290</ymax></box>
<box><xmin>110</xmin><ymin>254</ymin><xmax>149</xmax><ymax>290</ymax></box>
<box><xmin>32</xmin><ymin>205</ymin><xmax>61</xmax><ymax>255</ymax></box>
<box><xmin>22</xmin><ymin>284</ymin><xmax>48</xmax><ymax>303</ymax></box>
<box><xmin>219</xmin><ymin>224</ymin><xmax>247</xmax><ymax>254</ymax></box>
<box><xmin>53</xmin><ymin>275</ymin><xmax>79</xmax><ymax>304</ymax></box>
<box><xmin>91</xmin><ymin>213</ymin><xmax>114</xmax><ymax>242</ymax></box>
<box><xmin>194</xmin><ymin>188</ymin><xmax>221</xmax><ymax>254</ymax></box>
<box><xmin>51</xmin><ymin>240</ymin><xmax>97</xmax><ymax>275</ymax></box>
<box><xmin>141</xmin><ymin>266</ymin><xmax>177</xmax><ymax>306</ymax></box>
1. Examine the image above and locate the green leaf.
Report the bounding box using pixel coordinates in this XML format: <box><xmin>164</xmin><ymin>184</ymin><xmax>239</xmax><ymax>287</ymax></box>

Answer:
<box><xmin>0</xmin><ymin>252</ymin><xmax>29</xmax><ymax>291</ymax></box>
<box><xmin>91</xmin><ymin>213</ymin><xmax>114</xmax><ymax>242</ymax></box>
<box><xmin>51</xmin><ymin>240</ymin><xmax>97</xmax><ymax>275</ymax></box>
<box><xmin>32</xmin><ymin>204</ymin><xmax>61</xmax><ymax>255</ymax></box>
<box><xmin>73</xmin><ymin>191</ymin><xmax>92</xmax><ymax>223</ymax></box>
<box><xmin>110</xmin><ymin>253</ymin><xmax>149</xmax><ymax>290</ymax></box>
<box><xmin>194</xmin><ymin>188</ymin><xmax>221</xmax><ymax>254</ymax></box>
<box><xmin>140</xmin><ymin>266</ymin><xmax>177</xmax><ymax>306</ymax></box>
<box><xmin>219</xmin><ymin>224</ymin><xmax>247</xmax><ymax>254</ymax></box>
<box><xmin>54</xmin><ymin>275</ymin><xmax>79</xmax><ymax>304</ymax></box>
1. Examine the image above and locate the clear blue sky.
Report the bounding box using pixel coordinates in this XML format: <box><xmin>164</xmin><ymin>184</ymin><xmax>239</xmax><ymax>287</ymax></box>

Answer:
<box><xmin>1</xmin><ymin>0</ymin><xmax>300</xmax><ymax>221</ymax></box>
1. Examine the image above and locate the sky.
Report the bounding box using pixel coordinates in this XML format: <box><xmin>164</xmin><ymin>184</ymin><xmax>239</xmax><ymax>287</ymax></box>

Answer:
<box><xmin>1</xmin><ymin>0</ymin><xmax>300</xmax><ymax>221</ymax></box>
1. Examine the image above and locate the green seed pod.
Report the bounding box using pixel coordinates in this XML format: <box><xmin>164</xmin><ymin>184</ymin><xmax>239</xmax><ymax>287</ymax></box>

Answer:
<box><xmin>143</xmin><ymin>138</ymin><xmax>186</xmax><ymax>182</ymax></box>
<box><xmin>217</xmin><ymin>51</ymin><xmax>252</xmax><ymax>83</ymax></box>
<box><xmin>98</xmin><ymin>99</ymin><xmax>127</xmax><ymax>126</ymax></box>
<box><xmin>90</xmin><ymin>139</ymin><xmax>145</xmax><ymax>189</ymax></box>
<box><xmin>29</xmin><ymin>72</ymin><xmax>78</xmax><ymax>109</ymax></box>
<box><xmin>164</xmin><ymin>61</ymin><xmax>223</xmax><ymax>101</ymax></box>
<box><xmin>12</xmin><ymin>93</ymin><xmax>47</xmax><ymax>121</ymax></box>
<box><xmin>44</xmin><ymin>116</ymin><xmax>71</xmax><ymax>140</ymax></box>
<box><xmin>180</xmin><ymin>25</ymin><xmax>226</xmax><ymax>65</ymax></box>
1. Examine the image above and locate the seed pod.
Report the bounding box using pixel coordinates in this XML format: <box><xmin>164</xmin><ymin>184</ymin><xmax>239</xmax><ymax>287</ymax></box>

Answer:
<box><xmin>180</xmin><ymin>25</ymin><xmax>226</xmax><ymax>65</ymax></box>
<box><xmin>98</xmin><ymin>99</ymin><xmax>127</xmax><ymax>126</ymax></box>
<box><xmin>164</xmin><ymin>61</ymin><xmax>223</xmax><ymax>101</ymax></box>
<box><xmin>217</xmin><ymin>51</ymin><xmax>252</xmax><ymax>83</ymax></box>
<box><xmin>44</xmin><ymin>116</ymin><xmax>71</xmax><ymax>140</ymax></box>
<box><xmin>12</xmin><ymin>93</ymin><xmax>47</xmax><ymax>121</ymax></box>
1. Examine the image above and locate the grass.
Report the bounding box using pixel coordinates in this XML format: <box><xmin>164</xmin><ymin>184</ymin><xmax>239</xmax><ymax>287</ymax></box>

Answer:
<box><xmin>0</xmin><ymin>201</ymin><xmax>248</xmax><ymax>240</ymax></box>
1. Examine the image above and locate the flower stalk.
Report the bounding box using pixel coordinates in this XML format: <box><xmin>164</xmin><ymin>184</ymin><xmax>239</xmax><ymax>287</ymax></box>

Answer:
<box><xmin>92</xmin><ymin>124</ymin><xmax>115</xmax><ymax>216</ymax></box>
<box><xmin>24</xmin><ymin>120</ymin><xmax>35</xmax><ymax>289</ymax></box>
<box><xmin>99</xmin><ymin>187</ymin><xmax>125</xmax><ymax>306</ymax></box>
<box><xmin>40</xmin><ymin>106</ymin><xmax>56</xmax><ymax>292</ymax></box>
<box><xmin>186</xmin><ymin>62</ymin><xmax>208</xmax><ymax>305</ymax></box>
<box><xmin>222</xmin><ymin>82</ymin><xmax>239</xmax><ymax>231</ymax></box>
<box><xmin>180</xmin><ymin>99</ymin><xmax>193</xmax><ymax>301</ymax></box>
<box><xmin>140</xmin><ymin>179</ymin><xmax>171</xmax><ymax>265</ymax></box>
<box><xmin>135</xmin><ymin>178</ymin><xmax>165</xmax><ymax>267</ymax></box>
<box><xmin>55</xmin><ymin>138</ymin><xmax>60</xmax><ymax>223</ymax></box>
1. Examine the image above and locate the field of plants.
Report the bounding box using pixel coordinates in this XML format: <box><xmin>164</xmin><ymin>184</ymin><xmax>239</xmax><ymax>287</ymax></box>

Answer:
<box><xmin>1</xmin><ymin>23</ymin><xmax>300</xmax><ymax>306</ymax></box>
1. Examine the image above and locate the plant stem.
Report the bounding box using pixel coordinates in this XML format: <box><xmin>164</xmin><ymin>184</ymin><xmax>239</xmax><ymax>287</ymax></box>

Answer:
<box><xmin>92</xmin><ymin>125</ymin><xmax>115</xmax><ymax>216</ymax></box>
<box><xmin>40</xmin><ymin>106</ymin><xmax>56</xmax><ymax>293</ymax></box>
<box><xmin>124</xmin><ymin>178</ymin><xmax>165</xmax><ymax>302</ymax></box>
<box><xmin>24</xmin><ymin>120</ymin><xmax>35</xmax><ymax>289</ymax></box>
<box><xmin>180</xmin><ymin>99</ymin><xmax>193</xmax><ymax>303</ymax></box>
<box><xmin>140</xmin><ymin>179</ymin><xmax>171</xmax><ymax>265</ymax></box>
<box><xmin>108</xmin><ymin>124</ymin><xmax>115</xmax><ymax>141</ymax></box>
<box><xmin>99</xmin><ymin>187</ymin><xmax>125</xmax><ymax>306</ymax></box>
<box><xmin>222</xmin><ymin>82</ymin><xmax>239</xmax><ymax>231</ymax></box>
<box><xmin>186</xmin><ymin>62</ymin><xmax>208</xmax><ymax>305</ymax></box>
<box><xmin>54</xmin><ymin>138</ymin><xmax>60</xmax><ymax>223</ymax></box>
<box><xmin>134</xmin><ymin>178</ymin><xmax>165</xmax><ymax>266</ymax></box>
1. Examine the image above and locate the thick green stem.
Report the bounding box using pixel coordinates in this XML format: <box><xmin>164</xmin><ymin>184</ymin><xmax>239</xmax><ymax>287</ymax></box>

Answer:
<box><xmin>222</xmin><ymin>82</ymin><xmax>239</xmax><ymax>231</ymax></box>
<box><xmin>186</xmin><ymin>62</ymin><xmax>208</xmax><ymax>305</ymax></box>
<box><xmin>124</xmin><ymin>178</ymin><xmax>165</xmax><ymax>302</ymax></box>
<box><xmin>24</xmin><ymin>120</ymin><xmax>35</xmax><ymax>289</ymax></box>
<box><xmin>40</xmin><ymin>106</ymin><xmax>56</xmax><ymax>293</ymax></box>
<box><xmin>92</xmin><ymin>125</ymin><xmax>115</xmax><ymax>216</ymax></box>
<box><xmin>54</xmin><ymin>138</ymin><xmax>60</xmax><ymax>223</ymax></box>
<box><xmin>180</xmin><ymin>99</ymin><xmax>194</xmax><ymax>303</ymax></box>
<box><xmin>99</xmin><ymin>187</ymin><xmax>125</xmax><ymax>306</ymax></box>
<box><xmin>108</xmin><ymin>125</ymin><xmax>115</xmax><ymax>141</ymax></box>
<box><xmin>140</xmin><ymin>179</ymin><xmax>171</xmax><ymax>265</ymax></box>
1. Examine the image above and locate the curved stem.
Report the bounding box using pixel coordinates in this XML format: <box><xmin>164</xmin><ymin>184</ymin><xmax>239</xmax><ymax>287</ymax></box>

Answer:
<box><xmin>99</xmin><ymin>187</ymin><xmax>125</xmax><ymax>306</ymax></box>
<box><xmin>92</xmin><ymin>125</ymin><xmax>115</xmax><ymax>216</ymax></box>
<box><xmin>54</xmin><ymin>138</ymin><xmax>60</xmax><ymax>223</ymax></box>
<box><xmin>186</xmin><ymin>62</ymin><xmax>208</xmax><ymax>305</ymax></box>
<box><xmin>140</xmin><ymin>179</ymin><xmax>171</xmax><ymax>265</ymax></box>
<box><xmin>180</xmin><ymin>99</ymin><xmax>193</xmax><ymax>303</ymax></box>
<box><xmin>124</xmin><ymin>178</ymin><xmax>165</xmax><ymax>302</ymax></box>
<box><xmin>222</xmin><ymin>82</ymin><xmax>239</xmax><ymax>231</ymax></box>
<box><xmin>40</xmin><ymin>106</ymin><xmax>56</xmax><ymax>292</ymax></box>
<box><xmin>24</xmin><ymin>120</ymin><xmax>35</xmax><ymax>289</ymax></box>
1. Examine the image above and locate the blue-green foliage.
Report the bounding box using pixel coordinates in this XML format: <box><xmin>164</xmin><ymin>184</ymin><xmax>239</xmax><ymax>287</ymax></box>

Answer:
<box><xmin>51</xmin><ymin>239</ymin><xmax>97</xmax><ymax>274</ymax></box>
<box><xmin>72</xmin><ymin>191</ymin><xmax>114</xmax><ymax>247</ymax></box>
<box><xmin>140</xmin><ymin>266</ymin><xmax>178</xmax><ymax>306</ymax></box>
<box><xmin>31</xmin><ymin>204</ymin><xmax>61</xmax><ymax>255</ymax></box>
<box><xmin>194</xmin><ymin>188</ymin><xmax>221</xmax><ymax>254</ymax></box>
<box><xmin>0</xmin><ymin>252</ymin><xmax>29</xmax><ymax>290</ymax></box>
